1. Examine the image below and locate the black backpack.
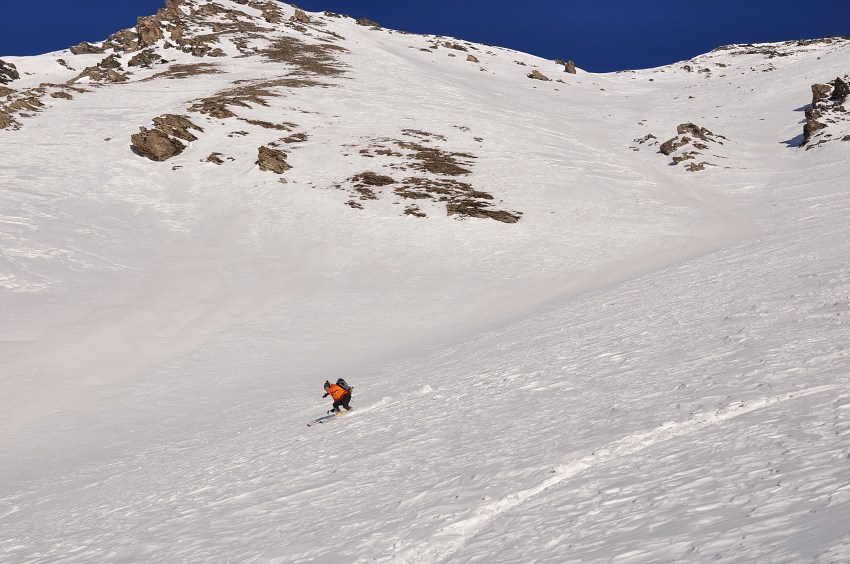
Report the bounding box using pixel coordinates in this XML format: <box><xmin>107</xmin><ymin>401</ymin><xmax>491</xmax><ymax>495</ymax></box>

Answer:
<box><xmin>336</xmin><ymin>378</ymin><xmax>352</xmax><ymax>393</ymax></box>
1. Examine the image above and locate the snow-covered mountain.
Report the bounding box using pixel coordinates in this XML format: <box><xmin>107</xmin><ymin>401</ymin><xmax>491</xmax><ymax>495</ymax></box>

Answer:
<box><xmin>1</xmin><ymin>1</ymin><xmax>849</xmax><ymax>561</ymax></box>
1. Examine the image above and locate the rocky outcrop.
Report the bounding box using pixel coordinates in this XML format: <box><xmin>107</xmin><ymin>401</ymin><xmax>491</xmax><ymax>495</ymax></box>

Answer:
<box><xmin>675</xmin><ymin>122</ymin><xmax>715</xmax><ymax>141</ymax></box>
<box><xmin>555</xmin><ymin>59</ymin><xmax>577</xmax><ymax>74</ymax></box>
<box><xmin>832</xmin><ymin>77</ymin><xmax>849</xmax><ymax>102</ymax></box>
<box><xmin>131</xmin><ymin>114</ymin><xmax>202</xmax><ymax>161</ymax></box>
<box><xmin>69</xmin><ymin>41</ymin><xmax>105</xmax><ymax>55</ymax></box>
<box><xmin>104</xmin><ymin>29</ymin><xmax>140</xmax><ymax>53</ymax></box>
<box><xmin>71</xmin><ymin>54</ymin><xmax>130</xmax><ymax>83</ymax></box>
<box><xmin>98</xmin><ymin>54</ymin><xmax>123</xmax><ymax>69</ymax></box>
<box><xmin>137</xmin><ymin>15</ymin><xmax>165</xmax><ymax>47</ymax></box>
<box><xmin>356</xmin><ymin>17</ymin><xmax>380</xmax><ymax>28</ymax></box>
<box><xmin>291</xmin><ymin>9</ymin><xmax>311</xmax><ymax>24</ymax></box>
<box><xmin>71</xmin><ymin>66</ymin><xmax>129</xmax><ymax>83</ymax></box>
<box><xmin>446</xmin><ymin>201</ymin><xmax>521</xmax><ymax>223</ymax></box>
<box><xmin>801</xmin><ymin>77</ymin><xmax>849</xmax><ymax>147</ymax></box>
<box><xmin>660</xmin><ymin>136</ymin><xmax>691</xmax><ymax>156</ymax></box>
<box><xmin>257</xmin><ymin>146</ymin><xmax>291</xmax><ymax>173</ymax></box>
<box><xmin>131</xmin><ymin>127</ymin><xmax>186</xmax><ymax>161</ymax></box>
<box><xmin>527</xmin><ymin>70</ymin><xmax>550</xmax><ymax>81</ymax></box>
<box><xmin>0</xmin><ymin>59</ymin><xmax>19</xmax><ymax>85</ymax></box>
<box><xmin>152</xmin><ymin>114</ymin><xmax>203</xmax><ymax>141</ymax></box>
<box><xmin>352</xmin><ymin>171</ymin><xmax>395</xmax><ymax>186</ymax></box>
<box><xmin>128</xmin><ymin>49</ymin><xmax>164</xmax><ymax>67</ymax></box>
<box><xmin>653</xmin><ymin>122</ymin><xmax>727</xmax><ymax>171</ymax></box>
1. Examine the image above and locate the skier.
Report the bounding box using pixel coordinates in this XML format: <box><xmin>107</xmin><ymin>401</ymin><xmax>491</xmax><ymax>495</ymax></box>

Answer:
<box><xmin>323</xmin><ymin>379</ymin><xmax>352</xmax><ymax>414</ymax></box>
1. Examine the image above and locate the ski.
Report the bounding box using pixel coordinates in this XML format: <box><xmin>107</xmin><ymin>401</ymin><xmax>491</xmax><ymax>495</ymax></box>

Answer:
<box><xmin>307</xmin><ymin>414</ymin><xmax>336</xmax><ymax>426</ymax></box>
<box><xmin>307</xmin><ymin>408</ymin><xmax>354</xmax><ymax>427</ymax></box>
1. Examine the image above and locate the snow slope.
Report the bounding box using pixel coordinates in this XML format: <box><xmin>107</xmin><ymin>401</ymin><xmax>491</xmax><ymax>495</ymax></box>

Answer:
<box><xmin>1</xmin><ymin>2</ymin><xmax>849</xmax><ymax>561</ymax></box>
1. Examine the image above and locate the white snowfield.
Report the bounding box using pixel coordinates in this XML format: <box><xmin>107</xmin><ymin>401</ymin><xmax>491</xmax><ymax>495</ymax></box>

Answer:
<box><xmin>1</xmin><ymin>2</ymin><xmax>849</xmax><ymax>562</ymax></box>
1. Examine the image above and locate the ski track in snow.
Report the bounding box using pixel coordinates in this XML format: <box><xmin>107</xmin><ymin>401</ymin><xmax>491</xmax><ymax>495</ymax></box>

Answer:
<box><xmin>387</xmin><ymin>386</ymin><xmax>837</xmax><ymax>563</ymax></box>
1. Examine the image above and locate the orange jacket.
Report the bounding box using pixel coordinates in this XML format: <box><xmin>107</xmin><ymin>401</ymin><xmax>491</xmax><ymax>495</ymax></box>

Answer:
<box><xmin>326</xmin><ymin>383</ymin><xmax>347</xmax><ymax>401</ymax></box>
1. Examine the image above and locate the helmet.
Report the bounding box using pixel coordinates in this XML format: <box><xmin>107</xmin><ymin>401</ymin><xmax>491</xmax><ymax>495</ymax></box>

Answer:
<box><xmin>324</xmin><ymin>380</ymin><xmax>331</xmax><ymax>389</ymax></box>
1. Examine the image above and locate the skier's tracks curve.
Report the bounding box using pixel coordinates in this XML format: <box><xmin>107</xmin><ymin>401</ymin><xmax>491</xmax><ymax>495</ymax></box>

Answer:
<box><xmin>383</xmin><ymin>385</ymin><xmax>837</xmax><ymax>564</ymax></box>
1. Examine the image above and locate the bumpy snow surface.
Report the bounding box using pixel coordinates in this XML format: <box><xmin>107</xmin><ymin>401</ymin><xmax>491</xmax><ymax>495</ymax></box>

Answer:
<box><xmin>1</xmin><ymin>2</ymin><xmax>849</xmax><ymax>562</ymax></box>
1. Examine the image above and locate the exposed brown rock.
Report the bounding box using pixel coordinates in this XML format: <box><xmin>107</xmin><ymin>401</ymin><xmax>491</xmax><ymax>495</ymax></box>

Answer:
<box><xmin>812</xmin><ymin>83</ymin><xmax>832</xmax><ymax>105</ymax></box>
<box><xmin>282</xmin><ymin>132</ymin><xmax>308</xmax><ymax>143</ymax></box>
<box><xmin>257</xmin><ymin>146</ymin><xmax>291</xmax><ymax>173</ymax></box>
<box><xmin>672</xmin><ymin>152</ymin><xmax>695</xmax><ymax>164</ymax></box>
<box><xmin>346</xmin><ymin>135</ymin><xmax>520</xmax><ymax>222</ymax></box>
<box><xmin>291</xmin><ymin>9</ymin><xmax>311</xmax><ymax>23</ymax></box>
<box><xmin>404</xmin><ymin>205</ymin><xmax>426</xmax><ymax>218</ymax></box>
<box><xmin>152</xmin><ymin>114</ymin><xmax>203</xmax><ymax>141</ymax></box>
<box><xmin>565</xmin><ymin>60</ymin><xmax>576</xmax><ymax>74</ymax></box>
<box><xmin>128</xmin><ymin>49</ymin><xmax>164</xmax><ymax>67</ymax></box>
<box><xmin>131</xmin><ymin>127</ymin><xmax>186</xmax><ymax>161</ymax></box>
<box><xmin>802</xmin><ymin>108</ymin><xmax>827</xmax><ymax>146</ymax></box>
<box><xmin>130</xmin><ymin>113</ymin><xmax>202</xmax><ymax>161</ymax></box>
<box><xmin>69</xmin><ymin>42</ymin><xmax>105</xmax><ymax>55</ymax></box>
<box><xmin>50</xmin><ymin>91</ymin><xmax>73</xmax><ymax>100</ymax></box>
<box><xmin>659</xmin><ymin>136</ymin><xmax>691</xmax><ymax>155</ymax></box>
<box><xmin>254</xmin><ymin>0</ymin><xmax>284</xmax><ymax>23</ymax></box>
<box><xmin>676</xmin><ymin>122</ymin><xmax>713</xmax><ymax>141</ymax></box>
<box><xmin>98</xmin><ymin>54</ymin><xmax>123</xmax><ymax>69</ymax></box>
<box><xmin>446</xmin><ymin>201</ymin><xmax>520</xmax><ymax>223</ymax></box>
<box><xmin>353</xmin><ymin>171</ymin><xmax>395</xmax><ymax>186</ymax></box>
<box><xmin>137</xmin><ymin>15</ymin><xmax>165</xmax><ymax>47</ymax></box>
<box><xmin>527</xmin><ymin>70</ymin><xmax>550</xmax><ymax>81</ymax></box>
<box><xmin>831</xmin><ymin>77</ymin><xmax>849</xmax><ymax>102</ymax></box>
<box><xmin>356</xmin><ymin>17</ymin><xmax>380</xmax><ymax>27</ymax></box>
<box><xmin>0</xmin><ymin>59</ymin><xmax>20</xmax><ymax>84</ymax></box>
<box><xmin>466</xmin><ymin>54</ymin><xmax>479</xmax><ymax>63</ymax></box>
<box><xmin>801</xmin><ymin>80</ymin><xmax>844</xmax><ymax>147</ymax></box>
<box><xmin>261</xmin><ymin>37</ymin><xmax>347</xmax><ymax>77</ymax></box>
<box><xmin>160</xmin><ymin>0</ymin><xmax>185</xmax><ymax>20</ymax></box>
<box><xmin>395</xmin><ymin>140</ymin><xmax>473</xmax><ymax>176</ymax></box>
<box><xmin>443</xmin><ymin>42</ymin><xmax>468</xmax><ymax>52</ymax></box>
<box><xmin>242</xmin><ymin>118</ymin><xmax>295</xmax><ymax>130</ymax></box>
<box><xmin>0</xmin><ymin>110</ymin><xmax>15</xmax><ymax>129</ymax></box>
<box><xmin>7</xmin><ymin>96</ymin><xmax>44</xmax><ymax>112</ymax></box>
<box><xmin>74</xmin><ymin>67</ymin><xmax>129</xmax><ymax>83</ymax></box>
<box><xmin>145</xmin><ymin>62</ymin><xmax>221</xmax><ymax>81</ymax></box>
<box><xmin>686</xmin><ymin>162</ymin><xmax>708</xmax><ymax>172</ymax></box>
<box><xmin>105</xmin><ymin>29</ymin><xmax>140</xmax><ymax>53</ymax></box>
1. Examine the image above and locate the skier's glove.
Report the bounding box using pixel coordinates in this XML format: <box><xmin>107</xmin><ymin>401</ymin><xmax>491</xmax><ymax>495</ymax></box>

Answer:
<box><xmin>323</xmin><ymin>393</ymin><xmax>329</xmax><ymax>398</ymax></box>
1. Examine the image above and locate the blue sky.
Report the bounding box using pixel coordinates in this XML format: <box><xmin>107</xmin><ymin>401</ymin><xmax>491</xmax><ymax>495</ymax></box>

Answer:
<box><xmin>1</xmin><ymin>0</ymin><xmax>848</xmax><ymax>72</ymax></box>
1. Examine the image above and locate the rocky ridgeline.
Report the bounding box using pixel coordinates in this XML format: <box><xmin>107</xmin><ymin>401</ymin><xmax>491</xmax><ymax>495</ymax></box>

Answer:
<box><xmin>712</xmin><ymin>36</ymin><xmax>850</xmax><ymax>59</ymax></box>
<box><xmin>0</xmin><ymin>0</ymin><xmax>313</xmax><ymax>130</ymax></box>
<box><xmin>801</xmin><ymin>76</ymin><xmax>850</xmax><ymax>149</ymax></box>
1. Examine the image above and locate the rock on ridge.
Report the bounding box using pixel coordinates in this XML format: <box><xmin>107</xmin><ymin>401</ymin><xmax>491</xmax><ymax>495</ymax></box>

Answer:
<box><xmin>801</xmin><ymin>76</ymin><xmax>849</xmax><ymax>147</ymax></box>
<box><xmin>0</xmin><ymin>59</ymin><xmax>19</xmax><ymax>85</ymax></box>
<box><xmin>131</xmin><ymin>114</ymin><xmax>203</xmax><ymax>161</ymax></box>
<box><xmin>257</xmin><ymin>145</ymin><xmax>291</xmax><ymax>173</ymax></box>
